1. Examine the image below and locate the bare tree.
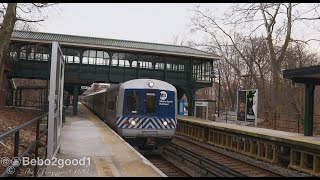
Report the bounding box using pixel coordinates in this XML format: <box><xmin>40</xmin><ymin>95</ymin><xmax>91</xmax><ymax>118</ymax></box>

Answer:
<box><xmin>0</xmin><ymin>3</ymin><xmax>56</xmax><ymax>96</ymax></box>
<box><xmin>0</xmin><ymin>3</ymin><xmax>16</xmax><ymax>94</ymax></box>
<box><xmin>170</xmin><ymin>33</ymin><xmax>197</xmax><ymax>48</ymax></box>
<box><xmin>189</xmin><ymin>3</ymin><xmax>320</xmax><ymax>115</ymax></box>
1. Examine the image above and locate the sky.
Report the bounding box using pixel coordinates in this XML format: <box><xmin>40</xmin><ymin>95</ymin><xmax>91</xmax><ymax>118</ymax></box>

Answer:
<box><xmin>39</xmin><ymin>3</ymin><xmax>229</xmax><ymax>45</ymax></box>
<box><xmin>36</xmin><ymin>3</ymin><xmax>320</xmax><ymax>52</ymax></box>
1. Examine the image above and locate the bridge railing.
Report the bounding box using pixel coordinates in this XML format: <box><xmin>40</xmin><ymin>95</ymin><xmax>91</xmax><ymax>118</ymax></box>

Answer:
<box><xmin>0</xmin><ymin>113</ymin><xmax>48</xmax><ymax>177</ymax></box>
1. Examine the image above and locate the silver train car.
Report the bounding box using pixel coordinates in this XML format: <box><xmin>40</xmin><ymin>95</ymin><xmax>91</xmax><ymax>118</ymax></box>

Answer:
<box><xmin>81</xmin><ymin>79</ymin><xmax>177</xmax><ymax>152</ymax></box>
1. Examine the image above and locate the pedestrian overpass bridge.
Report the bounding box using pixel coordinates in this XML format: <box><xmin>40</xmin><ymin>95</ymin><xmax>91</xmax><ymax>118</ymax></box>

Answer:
<box><xmin>5</xmin><ymin>30</ymin><xmax>221</xmax><ymax>115</ymax></box>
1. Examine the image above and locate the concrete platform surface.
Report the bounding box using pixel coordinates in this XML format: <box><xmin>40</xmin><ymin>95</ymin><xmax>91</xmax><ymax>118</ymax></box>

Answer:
<box><xmin>178</xmin><ymin>115</ymin><xmax>320</xmax><ymax>151</ymax></box>
<box><xmin>42</xmin><ymin>103</ymin><xmax>165</xmax><ymax>177</ymax></box>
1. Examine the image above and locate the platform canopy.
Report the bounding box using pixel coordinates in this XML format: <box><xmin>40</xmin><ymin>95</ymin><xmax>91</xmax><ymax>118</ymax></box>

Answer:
<box><xmin>283</xmin><ymin>65</ymin><xmax>320</xmax><ymax>84</ymax></box>
<box><xmin>283</xmin><ymin>65</ymin><xmax>320</xmax><ymax>136</ymax></box>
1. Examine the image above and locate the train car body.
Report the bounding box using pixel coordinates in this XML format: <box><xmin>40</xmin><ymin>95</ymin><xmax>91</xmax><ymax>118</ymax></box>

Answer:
<box><xmin>82</xmin><ymin>79</ymin><xmax>177</xmax><ymax>152</ymax></box>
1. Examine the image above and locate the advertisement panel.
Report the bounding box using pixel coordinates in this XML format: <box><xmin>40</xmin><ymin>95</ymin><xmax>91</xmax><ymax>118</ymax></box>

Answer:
<box><xmin>236</xmin><ymin>89</ymin><xmax>258</xmax><ymax>126</ymax></box>
<box><xmin>246</xmin><ymin>89</ymin><xmax>258</xmax><ymax>123</ymax></box>
<box><xmin>178</xmin><ymin>99</ymin><xmax>185</xmax><ymax>115</ymax></box>
<box><xmin>237</xmin><ymin>90</ymin><xmax>247</xmax><ymax>121</ymax></box>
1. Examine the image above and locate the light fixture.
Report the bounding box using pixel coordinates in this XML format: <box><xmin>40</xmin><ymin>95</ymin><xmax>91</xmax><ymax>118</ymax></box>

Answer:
<box><xmin>209</xmin><ymin>72</ymin><xmax>216</xmax><ymax>78</ymax></box>
<box><xmin>130</xmin><ymin>120</ymin><xmax>136</xmax><ymax>126</ymax></box>
<box><xmin>148</xmin><ymin>82</ymin><xmax>154</xmax><ymax>88</ymax></box>
<box><xmin>163</xmin><ymin>121</ymin><xmax>168</xmax><ymax>126</ymax></box>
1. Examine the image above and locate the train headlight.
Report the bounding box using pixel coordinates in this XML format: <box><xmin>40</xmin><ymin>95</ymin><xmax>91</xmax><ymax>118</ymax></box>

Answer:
<box><xmin>163</xmin><ymin>121</ymin><xmax>168</xmax><ymax>126</ymax></box>
<box><xmin>130</xmin><ymin>120</ymin><xmax>136</xmax><ymax>126</ymax></box>
<box><xmin>148</xmin><ymin>82</ymin><xmax>154</xmax><ymax>88</ymax></box>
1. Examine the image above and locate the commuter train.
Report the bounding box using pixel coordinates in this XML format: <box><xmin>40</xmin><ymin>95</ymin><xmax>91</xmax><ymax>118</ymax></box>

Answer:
<box><xmin>81</xmin><ymin>79</ymin><xmax>177</xmax><ymax>153</ymax></box>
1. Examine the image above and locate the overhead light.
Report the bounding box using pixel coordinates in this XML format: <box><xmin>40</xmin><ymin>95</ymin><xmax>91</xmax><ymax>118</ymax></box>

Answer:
<box><xmin>148</xmin><ymin>82</ymin><xmax>154</xmax><ymax>88</ymax></box>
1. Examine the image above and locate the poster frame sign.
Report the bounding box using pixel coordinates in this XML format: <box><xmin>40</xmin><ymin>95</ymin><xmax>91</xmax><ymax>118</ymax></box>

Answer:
<box><xmin>194</xmin><ymin>100</ymin><xmax>209</xmax><ymax>120</ymax></box>
<box><xmin>237</xmin><ymin>90</ymin><xmax>247</xmax><ymax>122</ymax></box>
<box><xmin>236</xmin><ymin>89</ymin><xmax>258</xmax><ymax>126</ymax></box>
<box><xmin>178</xmin><ymin>99</ymin><xmax>185</xmax><ymax>115</ymax></box>
<box><xmin>47</xmin><ymin>41</ymin><xmax>65</xmax><ymax>159</ymax></box>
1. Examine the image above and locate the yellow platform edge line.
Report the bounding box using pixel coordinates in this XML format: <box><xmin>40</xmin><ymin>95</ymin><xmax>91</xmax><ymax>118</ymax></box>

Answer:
<box><xmin>86</xmin><ymin>110</ymin><xmax>120</xmax><ymax>177</ymax></box>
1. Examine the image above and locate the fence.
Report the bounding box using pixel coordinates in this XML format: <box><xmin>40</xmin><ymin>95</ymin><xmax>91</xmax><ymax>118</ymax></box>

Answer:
<box><xmin>6</xmin><ymin>87</ymin><xmax>48</xmax><ymax>111</ymax></box>
<box><xmin>0</xmin><ymin>113</ymin><xmax>48</xmax><ymax>177</ymax></box>
<box><xmin>212</xmin><ymin>109</ymin><xmax>320</xmax><ymax>135</ymax></box>
<box><xmin>264</xmin><ymin>112</ymin><xmax>320</xmax><ymax>135</ymax></box>
<box><xmin>216</xmin><ymin>108</ymin><xmax>237</xmax><ymax>123</ymax></box>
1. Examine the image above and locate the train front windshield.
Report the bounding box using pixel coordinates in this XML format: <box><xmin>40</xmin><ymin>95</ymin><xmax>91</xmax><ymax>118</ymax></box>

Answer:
<box><xmin>126</xmin><ymin>91</ymin><xmax>140</xmax><ymax>114</ymax></box>
<box><xmin>145</xmin><ymin>93</ymin><xmax>156</xmax><ymax>114</ymax></box>
<box><xmin>124</xmin><ymin>89</ymin><xmax>175</xmax><ymax>117</ymax></box>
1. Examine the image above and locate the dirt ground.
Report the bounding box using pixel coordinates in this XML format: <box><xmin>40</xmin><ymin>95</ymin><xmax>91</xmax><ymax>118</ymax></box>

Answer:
<box><xmin>0</xmin><ymin>107</ymin><xmax>44</xmax><ymax>176</ymax></box>
<box><xmin>254</xmin><ymin>118</ymin><xmax>320</xmax><ymax>135</ymax></box>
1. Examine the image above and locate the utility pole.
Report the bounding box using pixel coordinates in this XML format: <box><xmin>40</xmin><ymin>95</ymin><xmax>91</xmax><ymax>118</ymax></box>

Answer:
<box><xmin>218</xmin><ymin>69</ymin><xmax>221</xmax><ymax>117</ymax></box>
<box><xmin>210</xmin><ymin>62</ymin><xmax>221</xmax><ymax>118</ymax></box>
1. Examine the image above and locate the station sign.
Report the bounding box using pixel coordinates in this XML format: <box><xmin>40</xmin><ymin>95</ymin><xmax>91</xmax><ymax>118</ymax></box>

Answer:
<box><xmin>81</xmin><ymin>86</ymin><xmax>90</xmax><ymax>90</ymax></box>
<box><xmin>195</xmin><ymin>101</ymin><xmax>208</xmax><ymax>106</ymax></box>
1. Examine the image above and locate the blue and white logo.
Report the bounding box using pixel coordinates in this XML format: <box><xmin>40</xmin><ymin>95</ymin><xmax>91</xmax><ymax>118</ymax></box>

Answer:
<box><xmin>160</xmin><ymin>91</ymin><xmax>167</xmax><ymax>101</ymax></box>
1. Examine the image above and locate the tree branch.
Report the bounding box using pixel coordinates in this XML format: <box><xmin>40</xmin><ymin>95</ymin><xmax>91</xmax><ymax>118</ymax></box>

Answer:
<box><xmin>17</xmin><ymin>5</ymin><xmax>32</xmax><ymax>14</ymax></box>
<box><xmin>16</xmin><ymin>17</ymin><xmax>44</xmax><ymax>23</ymax></box>
<box><xmin>278</xmin><ymin>3</ymin><xmax>292</xmax><ymax>65</ymax></box>
<box><xmin>31</xmin><ymin>3</ymin><xmax>54</xmax><ymax>8</ymax></box>
<box><xmin>297</xmin><ymin>17</ymin><xmax>320</xmax><ymax>20</ymax></box>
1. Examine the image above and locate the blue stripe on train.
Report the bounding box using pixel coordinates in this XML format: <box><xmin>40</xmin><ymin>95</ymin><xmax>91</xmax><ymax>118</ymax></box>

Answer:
<box><xmin>116</xmin><ymin>116</ymin><xmax>177</xmax><ymax>129</ymax></box>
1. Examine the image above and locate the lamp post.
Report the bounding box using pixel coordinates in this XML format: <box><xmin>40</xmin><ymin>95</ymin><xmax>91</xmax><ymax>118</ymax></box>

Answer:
<box><xmin>218</xmin><ymin>70</ymin><xmax>221</xmax><ymax>117</ymax></box>
<box><xmin>240</xmin><ymin>74</ymin><xmax>252</xmax><ymax>89</ymax></box>
<box><xmin>210</xmin><ymin>69</ymin><xmax>221</xmax><ymax>117</ymax></box>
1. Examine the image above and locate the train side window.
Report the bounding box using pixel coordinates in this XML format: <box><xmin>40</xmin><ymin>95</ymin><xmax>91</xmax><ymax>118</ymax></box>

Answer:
<box><xmin>126</xmin><ymin>91</ymin><xmax>139</xmax><ymax>114</ymax></box>
<box><xmin>108</xmin><ymin>101</ymin><xmax>115</xmax><ymax>111</ymax></box>
<box><xmin>146</xmin><ymin>93</ymin><xmax>156</xmax><ymax>114</ymax></box>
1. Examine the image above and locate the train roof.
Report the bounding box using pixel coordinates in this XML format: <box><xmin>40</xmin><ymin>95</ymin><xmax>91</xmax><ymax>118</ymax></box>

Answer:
<box><xmin>85</xmin><ymin>89</ymin><xmax>107</xmax><ymax>96</ymax></box>
<box><xmin>120</xmin><ymin>79</ymin><xmax>176</xmax><ymax>92</ymax></box>
<box><xmin>84</xmin><ymin>79</ymin><xmax>176</xmax><ymax>96</ymax></box>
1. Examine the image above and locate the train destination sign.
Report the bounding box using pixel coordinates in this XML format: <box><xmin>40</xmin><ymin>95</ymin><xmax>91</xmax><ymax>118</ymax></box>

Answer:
<box><xmin>81</xmin><ymin>86</ymin><xmax>90</xmax><ymax>90</ymax></box>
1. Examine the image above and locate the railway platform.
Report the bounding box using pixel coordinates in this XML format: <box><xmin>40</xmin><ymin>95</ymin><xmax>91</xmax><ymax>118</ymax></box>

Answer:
<box><xmin>178</xmin><ymin>115</ymin><xmax>320</xmax><ymax>149</ymax></box>
<box><xmin>176</xmin><ymin>115</ymin><xmax>320</xmax><ymax>176</ymax></box>
<box><xmin>42</xmin><ymin>103</ymin><xmax>165</xmax><ymax>177</ymax></box>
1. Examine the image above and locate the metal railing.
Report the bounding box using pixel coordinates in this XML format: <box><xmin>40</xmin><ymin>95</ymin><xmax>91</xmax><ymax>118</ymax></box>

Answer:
<box><xmin>217</xmin><ymin>109</ymin><xmax>237</xmax><ymax>123</ymax></box>
<box><xmin>0</xmin><ymin>113</ymin><xmax>48</xmax><ymax>177</ymax></box>
<box><xmin>264</xmin><ymin>112</ymin><xmax>320</xmax><ymax>135</ymax></box>
<box><xmin>213</xmin><ymin>109</ymin><xmax>320</xmax><ymax>135</ymax></box>
<box><xmin>6</xmin><ymin>87</ymin><xmax>48</xmax><ymax>112</ymax></box>
<box><xmin>11</xmin><ymin>99</ymin><xmax>48</xmax><ymax>110</ymax></box>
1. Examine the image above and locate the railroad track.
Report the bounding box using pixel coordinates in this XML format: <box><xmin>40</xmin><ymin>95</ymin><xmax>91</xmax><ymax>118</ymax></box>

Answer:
<box><xmin>168</xmin><ymin>137</ymin><xmax>282</xmax><ymax>177</ymax></box>
<box><xmin>145</xmin><ymin>154</ymin><xmax>191</xmax><ymax>177</ymax></box>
